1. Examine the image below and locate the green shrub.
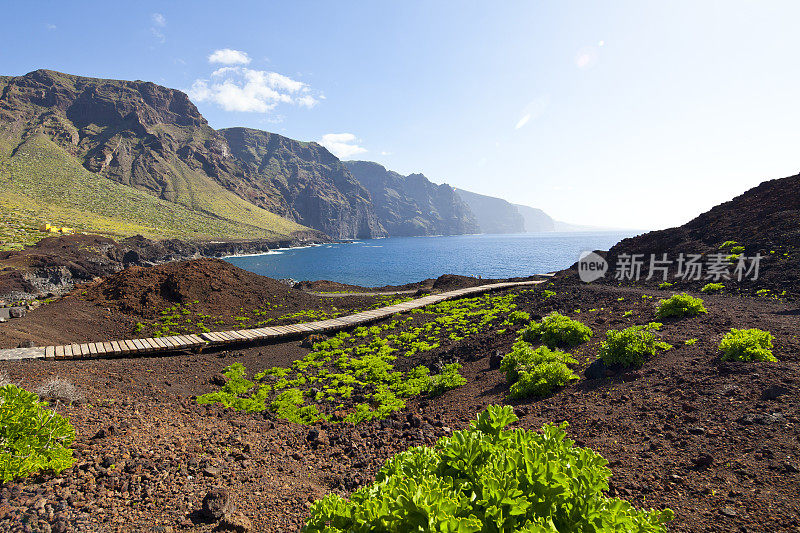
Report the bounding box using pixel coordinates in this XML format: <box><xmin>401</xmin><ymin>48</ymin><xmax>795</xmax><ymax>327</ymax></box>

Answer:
<box><xmin>599</xmin><ymin>323</ymin><xmax>672</xmax><ymax>367</ymax></box>
<box><xmin>655</xmin><ymin>293</ymin><xmax>707</xmax><ymax>319</ymax></box>
<box><xmin>719</xmin><ymin>240</ymin><xmax>739</xmax><ymax>249</ymax></box>
<box><xmin>521</xmin><ymin>312</ymin><xmax>592</xmax><ymax>348</ymax></box>
<box><xmin>658</xmin><ymin>282</ymin><xmax>673</xmax><ymax>289</ymax></box>
<box><xmin>0</xmin><ymin>385</ymin><xmax>76</xmax><ymax>482</ymax></box>
<box><xmin>730</xmin><ymin>245</ymin><xmax>745</xmax><ymax>254</ymax></box>
<box><xmin>501</xmin><ymin>341</ymin><xmax>578</xmax><ymax>399</ymax></box>
<box><xmin>719</xmin><ymin>328</ymin><xmax>776</xmax><ymax>362</ymax></box>
<box><xmin>303</xmin><ymin>405</ymin><xmax>673</xmax><ymax>532</ymax></box>
<box><xmin>700</xmin><ymin>282</ymin><xmax>725</xmax><ymax>293</ymax></box>
<box><xmin>506</xmin><ymin>310</ymin><xmax>530</xmax><ymax>325</ymax></box>
<box><xmin>543</xmin><ymin>290</ymin><xmax>556</xmax><ymax>298</ymax></box>
<box><xmin>428</xmin><ymin>363</ymin><xmax>467</xmax><ymax>396</ymax></box>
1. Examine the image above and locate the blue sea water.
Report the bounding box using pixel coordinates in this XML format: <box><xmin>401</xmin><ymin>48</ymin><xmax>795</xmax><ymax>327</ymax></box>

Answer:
<box><xmin>224</xmin><ymin>232</ymin><xmax>637</xmax><ymax>287</ymax></box>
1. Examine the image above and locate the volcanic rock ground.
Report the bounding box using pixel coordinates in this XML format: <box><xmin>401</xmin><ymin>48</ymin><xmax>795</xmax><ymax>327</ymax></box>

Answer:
<box><xmin>0</xmin><ymin>265</ymin><xmax>799</xmax><ymax>532</ymax></box>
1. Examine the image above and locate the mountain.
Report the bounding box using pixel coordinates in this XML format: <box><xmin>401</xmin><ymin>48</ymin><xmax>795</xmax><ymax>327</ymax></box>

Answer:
<box><xmin>513</xmin><ymin>204</ymin><xmax>555</xmax><ymax>232</ymax></box>
<box><xmin>344</xmin><ymin>161</ymin><xmax>478</xmax><ymax>236</ymax></box>
<box><xmin>454</xmin><ymin>188</ymin><xmax>525</xmax><ymax>234</ymax></box>
<box><xmin>220</xmin><ymin>128</ymin><xmax>384</xmax><ymax>239</ymax></box>
<box><xmin>0</xmin><ymin>69</ymin><xmax>383</xmax><ymax>245</ymax></box>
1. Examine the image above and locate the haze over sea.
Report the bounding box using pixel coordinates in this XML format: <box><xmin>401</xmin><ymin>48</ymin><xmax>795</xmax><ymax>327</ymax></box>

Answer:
<box><xmin>225</xmin><ymin>232</ymin><xmax>635</xmax><ymax>287</ymax></box>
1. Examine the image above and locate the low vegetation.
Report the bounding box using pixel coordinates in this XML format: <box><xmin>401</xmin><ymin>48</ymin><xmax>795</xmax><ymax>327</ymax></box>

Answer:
<box><xmin>0</xmin><ymin>385</ymin><xmax>75</xmax><ymax>482</ymax></box>
<box><xmin>701</xmin><ymin>282</ymin><xmax>725</xmax><ymax>293</ymax></box>
<box><xmin>303</xmin><ymin>405</ymin><xmax>673</xmax><ymax>532</ymax></box>
<box><xmin>655</xmin><ymin>293</ymin><xmax>707</xmax><ymax>319</ymax></box>
<box><xmin>198</xmin><ymin>292</ymin><xmax>527</xmax><ymax>424</ymax></box>
<box><xmin>719</xmin><ymin>328</ymin><xmax>776</xmax><ymax>362</ymax></box>
<box><xmin>501</xmin><ymin>341</ymin><xmax>578</xmax><ymax>399</ymax></box>
<box><xmin>520</xmin><ymin>312</ymin><xmax>592</xmax><ymax>348</ymax></box>
<box><xmin>599</xmin><ymin>323</ymin><xmax>672</xmax><ymax>368</ymax></box>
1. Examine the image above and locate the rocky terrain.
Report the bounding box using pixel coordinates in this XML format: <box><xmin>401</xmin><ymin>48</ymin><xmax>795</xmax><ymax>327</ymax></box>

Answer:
<box><xmin>0</xmin><ymin>233</ymin><xmax>325</xmax><ymax>302</ymax></box>
<box><xmin>344</xmin><ymin>161</ymin><xmax>478</xmax><ymax>236</ymax></box>
<box><xmin>0</xmin><ymin>270</ymin><xmax>798</xmax><ymax>532</ymax></box>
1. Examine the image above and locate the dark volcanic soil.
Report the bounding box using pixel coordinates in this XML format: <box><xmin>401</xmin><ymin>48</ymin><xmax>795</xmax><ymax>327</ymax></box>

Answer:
<box><xmin>1</xmin><ymin>275</ymin><xmax>799</xmax><ymax>532</ymax></box>
<box><xmin>0</xmin><ymin>259</ymin><xmax>386</xmax><ymax>348</ymax></box>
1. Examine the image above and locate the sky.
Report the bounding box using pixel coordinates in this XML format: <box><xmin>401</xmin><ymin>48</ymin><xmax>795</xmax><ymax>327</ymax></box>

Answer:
<box><xmin>2</xmin><ymin>1</ymin><xmax>800</xmax><ymax>230</ymax></box>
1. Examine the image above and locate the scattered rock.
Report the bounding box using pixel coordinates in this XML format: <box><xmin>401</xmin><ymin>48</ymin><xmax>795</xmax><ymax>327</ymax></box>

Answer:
<box><xmin>203</xmin><ymin>465</ymin><xmax>222</xmax><ymax>478</ymax></box>
<box><xmin>692</xmin><ymin>453</ymin><xmax>714</xmax><ymax>468</ymax></box>
<box><xmin>761</xmin><ymin>384</ymin><xmax>791</xmax><ymax>400</ymax></box>
<box><xmin>16</xmin><ymin>340</ymin><xmax>34</xmax><ymax>348</ymax></box>
<box><xmin>301</xmin><ymin>334</ymin><xmax>327</xmax><ymax>348</ymax></box>
<box><xmin>210</xmin><ymin>373</ymin><xmax>227</xmax><ymax>386</ymax></box>
<box><xmin>91</xmin><ymin>426</ymin><xmax>115</xmax><ymax>440</ymax></box>
<box><xmin>9</xmin><ymin>307</ymin><xmax>26</xmax><ymax>318</ymax></box>
<box><xmin>217</xmin><ymin>512</ymin><xmax>252</xmax><ymax>532</ymax></box>
<box><xmin>719</xmin><ymin>506</ymin><xmax>737</xmax><ymax>517</ymax></box>
<box><xmin>488</xmin><ymin>351</ymin><xmax>503</xmax><ymax>370</ymax></box>
<box><xmin>202</xmin><ymin>487</ymin><xmax>235</xmax><ymax>520</ymax></box>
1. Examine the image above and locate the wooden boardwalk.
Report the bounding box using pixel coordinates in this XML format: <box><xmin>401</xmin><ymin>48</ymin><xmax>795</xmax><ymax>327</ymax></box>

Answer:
<box><xmin>0</xmin><ymin>279</ymin><xmax>547</xmax><ymax>362</ymax></box>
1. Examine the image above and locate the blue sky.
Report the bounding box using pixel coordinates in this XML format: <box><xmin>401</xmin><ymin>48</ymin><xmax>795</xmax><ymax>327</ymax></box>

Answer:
<box><xmin>3</xmin><ymin>1</ymin><xmax>800</xmax><ymax>229</ymax></box>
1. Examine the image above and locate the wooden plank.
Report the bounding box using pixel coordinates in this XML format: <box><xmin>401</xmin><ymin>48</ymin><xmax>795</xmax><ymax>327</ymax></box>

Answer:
<box><xmin>79</xmin><ymin>344</ymin><xmax>90</xmax><ymax>357</ymax></box>
<box><xmin>150</xmin><ymin>337</ymin><xmax>167</xmax><ymax>349</ymax></box>
<box><xmin>161</xmin><ymin>337</ymin><xmax>179</xmax><ymax>348</ymax></box>
<box><xmin>130</xmin><ymin>339</ymin><xmax>144</xmax><ymax>352</ymax></box>
<box><xmin>44</xmin><ymin>346</ymin><xmax>55</xmax><ymax>360</ymax></box>
<box><xmin>109</xmin><ymin>341</ymin><xmax>121</xmax><ymax>355</ymax></box>
<box><xmin>88</xmin><ymin>343</ymin><xmax>98</xmax><ymax>356</ymax></box>
<box><xmin>142</xmin><ymin>338</ymin><xmax>157</xmax><ymax>351</ymax></box>
<box><xmin>123</xmin><ymin>340</ymin><xmax>138</xmax><ymax>353</ymax></box>
<box><xmin>185</xmin><ymin>334</ymin><xmax>205</xmax><ymax>346</ymax></box>
<box><xmin>54</xmin><ymin>345</ymin><xmax>65</xmax><ymax>359</ymax></box>
<box><xmin>102</xmin><ymin>342</ymin><xmax>113</xmax><ymax>353</ymax></box>
<box><xmin>94</xmin><ymin>342</ymin><xmax>107</xmax><ymax>355</ymax></box>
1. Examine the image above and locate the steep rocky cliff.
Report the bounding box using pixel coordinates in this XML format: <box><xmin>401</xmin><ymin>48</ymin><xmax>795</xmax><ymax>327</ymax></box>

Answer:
<box><xmin>344</xmin><ymin>161</ymin><xmax>478</xmax><ymax>236</ymax></box>
<box><xmin>514</xmin><ymin>204</ymin><xmax>555</xmax><ymax>232</ymax></box>
<box><xmin>221</xmin><ymin>129</ymin><xmax>385</xmax><ymax>239</ymax></box>
<box><xmin>0</xmin><ymin>70</ymin><xmax>384</xmax><ymax>240</ymax></box>
<box><xmin>454</xmin><ymin>188</ymin><xmax>525</xmax><ymax>234</ymax></box>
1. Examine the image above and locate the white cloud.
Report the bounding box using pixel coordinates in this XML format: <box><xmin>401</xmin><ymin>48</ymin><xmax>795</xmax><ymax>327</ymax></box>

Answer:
<box><xmin>319</xmin><ymin>133</ymin><xmax>367</xmax><ymax>159</ymax></box>
<box><xmin>190</xmin><ymin>66</ymin><xmax>319</xmax><ymax>114</ymax></box>
<box><xmin>208</xmin><ymin>49</ymin><xmax>251</xmax><ymax>65</ymax></box>
<box><xmin>45</xmin><ymin>23</ymin><xmax>56</xmax><ymax>31</ymax></box>
<box><xmin>150</xmin><ymin>13</ymin><xmax>166</xmax><ymax>43</ymax></box>
<box><xmin>380</xmin><ymin>151</ymin><xmax>392</xmax><ymax>156</ymax></box>
<box><xmin>515</xmin><ymin>114</ymin><xmax>531</xmax><ymax>129</ymax></box>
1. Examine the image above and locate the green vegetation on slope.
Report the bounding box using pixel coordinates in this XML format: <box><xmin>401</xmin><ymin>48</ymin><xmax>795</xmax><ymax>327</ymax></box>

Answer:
<box><xmin>0</xmin><ymin>135</ymin><xmax>310</xmax><ymax>247</ymax></box>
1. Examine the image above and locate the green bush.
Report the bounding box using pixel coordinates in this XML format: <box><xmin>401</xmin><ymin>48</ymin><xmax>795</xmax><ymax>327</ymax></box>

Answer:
<box><xmin>428</xmin><ymin>363</ymin><xmax>467</xmax><ymax>396</ymax></box>
<box><xmin>655</xmin><ymin>293</ymin><xmax>707</xmax><ymax>319</ymax></box>
<box><xmin>719</xmin><ymin>328</ymin><xmax>776</xmax><ymax>362</ymax></box>
<box><xmin>0</xmin><ymin>385</ymin><xmax>76</xmax><ymax>482</ymax></box>
<box><xmin>700</xmin><ymin>282</ymin><xmax>725</xmax><ymax>293</ymax></box>
<box><xmin>521</xmin><ymin>312</ymin><xmax>592</xmax><ymax>348</ymax></box>
<box><xmin>657</xmin><ymin>282</ymin><xmax>673</xmax><ymax>289</ymax></box>
<box><xmin>730</xmin><ymin>245</ymin><xmax>745</xmax><ymax>254</ymax></box>
<box><xmin>303</xmin><ymin>405</ymin><xmax>673</xmax><ymax>532</ymax></box>
<box><xmin>501</xmin><ymin>341</ymin><xmax>577</xmax><ymax>399</ymax></box>
<box><xmin>599</xmin><ymin>323</ymin><xmax>672</xmax><ymax>367</ymax></box>
<box><xmin>506</xmin><ymin>310</ymin><xmax>531</xmax><ymax>325</ymax></box>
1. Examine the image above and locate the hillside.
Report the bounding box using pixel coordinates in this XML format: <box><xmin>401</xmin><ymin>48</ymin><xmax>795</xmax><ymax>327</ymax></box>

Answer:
<box><xmin>454</xmin><ymin>188</ymin><xmax>525</xmax><ymax>233</ymax></box>
<box><xmin>344</xmin><ymin>161</ymin><xmax>478</xmax><ymax>236</ymax></box>
<box><xmin>513</xmin><ymin>203</ymin><xmax>555</xmax><ymax>232</ymax></box>
<box><xmin>221</xmin><ymin>129</ymin><xmax>384</xmax><ymax>239</ymax></box>
<box><xmin>0</xmin><ymin>70</ymin><xmax>381</xmax><ymax>245</ymax></box>
<box><xmin>598</xmin><ymin>172</ymin><xmax>800</xmax><ymax>294</ymax></box>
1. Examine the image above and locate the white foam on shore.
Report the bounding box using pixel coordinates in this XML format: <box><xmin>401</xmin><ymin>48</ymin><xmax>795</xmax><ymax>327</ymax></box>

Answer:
<box><xmin>221</xmin><ymin>243</ymin><xmax>321</xmax><ymax>259</ymax></box>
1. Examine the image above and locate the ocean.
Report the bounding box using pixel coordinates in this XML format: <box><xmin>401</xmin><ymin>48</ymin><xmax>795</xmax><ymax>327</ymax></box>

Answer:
<box><xmin>224</xmin><ymin>231</ymin><xmax>636</xmax><ymax>287</ymax></box>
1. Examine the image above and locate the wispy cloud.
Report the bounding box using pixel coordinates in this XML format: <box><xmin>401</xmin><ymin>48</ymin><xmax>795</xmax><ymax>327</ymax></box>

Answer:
<box><xmin>190</xmin><ymin>65</ymin><xmax>320</xmax><ymax>113</ymax></box>
<box><xmin>515</xmin><ymin>96</ymin><xmax>549</xmax><ymax>130</ymax></box>
<box><xmin>150</xmin><ymin>13</ymin><xmax>166</xmax><ymax>43</ymax></box>
<box><xmin>575</xmin><ymin>44</ymin><xmax>601</xmax><ymax>69</ymax></box>
<box><xmin>515</xmin><ymin>115</ymin><xmax>531</xmax><ymax>129</ymax></box>
<box><xmin>319</xmin><ymin>133</ymin><xmax>367</xmax><ymax>159</ymax></box>
<box><xmin>45</xmin><ymin>23</ymin><xmax>56</xmax><ymax>31</ymax></box>
<box><xmin>208</xmin><ymin>48</ymin><xmax>251</xmax><ymax>65</ymax></box>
